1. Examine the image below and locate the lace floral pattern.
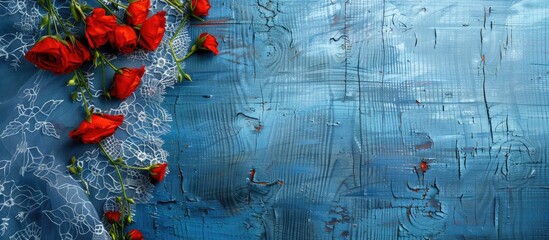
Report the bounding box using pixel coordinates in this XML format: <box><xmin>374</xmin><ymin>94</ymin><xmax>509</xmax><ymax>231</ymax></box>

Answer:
<box><xmin>0</xmin><ymin>0</ymin><xmax>190</xmax><ymax>239</ymax></box>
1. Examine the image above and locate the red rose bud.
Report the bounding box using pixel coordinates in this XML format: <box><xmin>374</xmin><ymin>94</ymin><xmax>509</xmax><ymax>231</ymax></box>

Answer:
<box><xmin>127</xmin><ymin>229</ymin><xmax>144</xmax><ymax>240</ymax></box>
<box><xmin>104</xmin><ymin>211</ymin><xmax>121</xmax><ymax>224</ymax></box>
<box><xmin>125</xmin><ymin>0</ymin><xmax>150</xmax><ymax>27</ymax></box>
<box><xmin>110</xmin><ymin>25</ymin><xmax>138</xmax><ymax>54</ymax></box>
<box><xmin>138</xmin><ymin>11</ymin><xmax>166</xmax><ymax>51</ymax></box>
<box><xmin>69</xmin><ymin>114</ymin><xmax>124</xmax><ymax>144</ymax></box>
<box><xmin>191</xmin><ymin>0</ymin><xmax>211</xmax><ymax>17</ymax></box>
<box><xmin>149</xmin><ymin>162</ymin><xmax>167</xmax><ymax>183</ymax></box>
<box><xmin>109</xmin><ymin>66</ymin><xmax>145</xmax><ymax>100</ymax></box>
<box><xmin>25</xmin><ymin>36</ymin><xmax>90</xmax><ymax>74</ymax></box>
<box><xmin>85</xmin><ymin>8</ymin><xmax>117</xmax><ymax>49</ymax></box>
<box><xmin>197</xmin><ymin>33</ymin><xmax>219</xmax><ymax>55</ymax></box>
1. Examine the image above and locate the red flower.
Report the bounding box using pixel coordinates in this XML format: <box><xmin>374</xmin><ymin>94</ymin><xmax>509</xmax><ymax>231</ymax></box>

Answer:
<box><xmin>66</xmin><ymin>39</ymin><xmax>92</xmax><ymax>71</ymax></box>
<box><xmin>191</xmin><ymin>0</ymin><xmax>211</xmax><ymax>17</ymax></box>
<box><xmin>197</xmin><ymin>33</ymin><xmax>219</xmax><ymax>55</ymax></box>
<box><xmin>149</xmin><ymin>162</ymin><xmax>167</xmax><ymax>183</ymax></box>
<box><xmin>25</xmin><ymin>36</ymin><xmax>91</xmax><ymax>74</ymax></box>
<box><xmin>85</xmin><ymin>8</ymin><xmax>117</xmax><ymax>49</ymax></box>
<box><xmin>127</xmin><ymin>229</ymin><xmax>144</xmax><ymax>240</ymax></box>
<box><xmin>138</xmin><ymin>11</ymin><xmax>166</xmax><ymax>51</ymax></box>
<box><xmin>104</xmin><ymin>211</ymin><xmax>120</xmax><ymax>224</ymax></box>
<box><xmin>109</xmin><ymin>66</ymin><xmax>145</xmax><ymax>100</ymax></box>
<box><xmin>110</xmin><ymin>25</ymin><xmax>138</xmax><ymax>54</ymax></box>
<box><xmin>125</xmin><ymin>0</ymin><xmax>150</xmax><ymax>27</ymax></box>
<box><xmin>69</xmin><ymin>114</ymin><xmax>124</xmax><ymax>144</ymax></box>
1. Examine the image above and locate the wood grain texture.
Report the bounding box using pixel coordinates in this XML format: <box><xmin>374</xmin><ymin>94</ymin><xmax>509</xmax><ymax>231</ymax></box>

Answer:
<box><xmin>134</xmin><ymin>0</ymin><xmax>549</xmax><ymax>239</ymax></box>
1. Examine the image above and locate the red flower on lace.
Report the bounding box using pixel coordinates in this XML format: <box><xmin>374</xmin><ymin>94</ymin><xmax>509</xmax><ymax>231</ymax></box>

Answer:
<box><xmin>125</xmin><ymin>0</ymin><xmax>150</xmax><ymax>27</ymax></box>
<box><xmin>191</xmin><ymin>0</ymin><xmax>211</xmax><ymax>17</ymax></box>
<box><xmin>197</xmin><ymin>33</ymin><xmax>219</xmax><ymax>55</ymax></box>
<box><xmin>69</xmin><ymin>114</ymin><xmax>124</xmax><ymax>144</ymax></box>
<box><xmin>138</xmin><ymin>11</ymin><xmax>166</xmax><ymax>51</ymax></box>
<box><xmin>66</xmin><ymin>39</ymin><xmax>92</xmax><ymax>71</ymax></box>
<box><xmin>149</xmin><ymin>162</ymin><xmax>168</xmax><ymax>183</ymax></box>
<box><xmin>109</xmin><ymin>66</ymin><xmax>145</xmax><ymax>100</ymax></box>
<box><xmin>85</xmin><ymin>8</ymin><xmax>117</xmax><ymax>49</ymax></box>
<box><xmin>25</xmin><ymin>36</ymin><xmax>91</xmax><ymax>74</ymax></box>
<box><xmin>110</xmin><ymin>25</ymin><xmax>138</xmax><ymax>54</ymax></box>
<box><xmin>127</xmin><ymin>229</ymin><xmax>144</xmax><ymax>240</ymax></box>
<box><xmin>104</xmin><ymin>211</ymin><xmax>121</xmax><ymax>224</ymax></box>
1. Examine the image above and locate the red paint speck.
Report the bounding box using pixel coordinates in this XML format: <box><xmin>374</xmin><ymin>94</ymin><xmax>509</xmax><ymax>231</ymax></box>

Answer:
<box><xmin>420</xmin><ymin>160</ymin><xmax>429</xmax><ymax>172</ymax></box>
<box><xmin>249</xmin><ymin>169</ymin><xmax>256</xmax><ymax>182</ymax></box>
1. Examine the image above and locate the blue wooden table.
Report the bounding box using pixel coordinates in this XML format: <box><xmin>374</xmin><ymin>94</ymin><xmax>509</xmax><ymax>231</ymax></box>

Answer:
<box><xmin>128</xmin><ymin>0</ymin><xmax>549</xmax><ymax>239</ymax></box>
<box><xmin>0</xmin><ymin>0</ymin><xmax>547</xmax><ymax>239</ymax></box>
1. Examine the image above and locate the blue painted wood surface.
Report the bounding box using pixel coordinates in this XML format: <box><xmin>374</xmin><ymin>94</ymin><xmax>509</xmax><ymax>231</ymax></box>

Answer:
<box><xmin>133</xmin><ymin>0</ymin><xmax>549</xmax><ymax>239</ymax></box>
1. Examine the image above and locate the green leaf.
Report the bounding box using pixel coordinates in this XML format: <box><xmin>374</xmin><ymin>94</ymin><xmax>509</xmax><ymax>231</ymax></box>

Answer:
<box><xmin>68</xmin><ymin>166</ymin><xmax>77</xmax><ymax>174</ymax></box>
<box><xmin>70</xmin><ymin>2</ymin><xmax>80</xmax><ymax>22</ymax></box>
<box><xmin>71</xmin><ymin>92</ymin><xmax>78</xmax><ymax>101</ymax></box>
<box><xmin>39</xmin><ymin>15</ymin><xmax>49</xmax><ymax>30</ymax></box>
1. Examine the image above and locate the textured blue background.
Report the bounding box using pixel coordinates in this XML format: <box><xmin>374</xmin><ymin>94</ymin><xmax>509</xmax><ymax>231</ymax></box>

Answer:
<box><xmin>127</xmin><ymin>0</ymin><xmax>549</xmax><ymax>239</ymax></box>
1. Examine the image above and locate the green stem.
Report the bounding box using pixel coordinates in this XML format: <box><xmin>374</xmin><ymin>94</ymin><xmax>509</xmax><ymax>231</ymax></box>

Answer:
<box><xmin>47</xmin><ymin>12</ymin><xmax>52</xmax><ymax>36</ymax></box>
<box><xmin>168</xmin><ymin>14</ymin><xmax>192</xmax><ymax>81</ymax></box>
<box><xmin>101</xmin><ymin>60</ymin><xmax>110</xmax><ymax>99</ymax></box>
<box><xmin>107</xmin><ymin>0</ymin><xmax>127</xmax><ymax>9</ymax></box>
<box><xmin>169</xmin><ymin>13</ymin><xmax>190</xmax><ymax>41</ymax></box>
<box><xmin>76</xmin><ymin>69</ymin><xmax>93</xmax><ymax>99</ymax></box>
<box><xmin>119</xmin><ymin>164</ymin><xmax>151</xmax><ymax>171</ymax></box>
<box><xmin>181</xmin><ymin>48</ymin><xmax>196</xmax><ymax>61</ymax></box>
<box><xmin>95</xmin><ymin>50</ymin><xmax>120</xmax><ymax>72</ymax></box>
<box><xmin>99</xmin><ymin>143</ymin><xmax>133</xmax><ymax>232</ymax></box>
<box><xmin>163</xmin><ymin>0</ymin><xmax>185</xmax><ymax>15</ymax></box>
<box><xmin>49</xmin><ymin>0</ymin><xmax>72</xmax><ymax>36</ymax></box>
<box><xmin>72</xmin><ymin>0</ymin><xmax>87</xmax><ymax>21</ymax></box>
<box><xmin>78</xmin><ymin>173</ymin><xmax>91</xmax><ymax>196</ymax></box>
<box><xmin>99</xmin><ymin>143</ymin><xmax>129</xmax><ymax>201</ymax></box>
<box><xmin>76</xmin><ymin>81</ymin><xmax>90</xmax><ymax>115</ymax></box>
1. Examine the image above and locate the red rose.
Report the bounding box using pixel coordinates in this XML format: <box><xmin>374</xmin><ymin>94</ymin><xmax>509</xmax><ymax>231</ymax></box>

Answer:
<box><xmin>138</xmin><ymin>11</ymin><xmax>166</xmax><ymax>51</ymax></box>
<box><xmin>110</xmin><ymin>25</ymin><xmax>138</xmax><ymax>54</ymax></box>
<box><xmin>125</xmin><ymin>0</ymin><xmax>150</xmax><ymax>27</ymax></box>
<box><xmin>149</xmin><ymin>162</ymin><xmax>167</xmax><ymax>183</ymax></box>
<box><xmin>197</xmin><ymin>33</ymin><xmax>219</xmax><ymax>55</ymax></box>
<box><xmin>25</xmin><ymin>36</ymin><xmax>91</xmax><ymax>74</ymax></box>
<box><xmin>191</xmin><ymin>0</ymin><xmax>211</xmax><ymax>17</ymax></box>
<box><xmin>85</xmin><ymin>8</ymin><xmax>117</xmax><ymax>49</ymax></box>
<box><xmin>65</xmin><ymin>39</ymin><xmax>92</xmax><ymax>72</ymax></box>
<box><xmin>104</xmin><ymin>211</ymin><xmax>121</xmax><ymax>224</ymax></box>
<box><xmin>127</xmin><ymin>229</ymin><xmax>144</xmax><ymax>240</ymax></box>
<box><xmin>109</xmin><ymin>66</ymin><xmax>145</xmax><ymax>100</ymax></box>
<box><xmin>69</xmin><ymin>114</ymin><xmax>124</xmax><ymax>144</ymax></box>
